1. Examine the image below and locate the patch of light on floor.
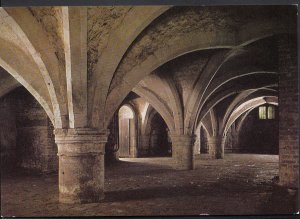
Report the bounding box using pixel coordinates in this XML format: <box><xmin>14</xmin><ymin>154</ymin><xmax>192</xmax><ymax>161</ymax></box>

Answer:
<box><xmin>119</xmin><ymin>158</ymin><xmax>137</xmax><ymax>162</ymax></box>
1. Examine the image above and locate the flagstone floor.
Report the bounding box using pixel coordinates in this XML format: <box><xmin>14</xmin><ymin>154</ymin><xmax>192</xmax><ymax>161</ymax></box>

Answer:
<box><xmin>1</xmin><ymin>154</ymin><xmax>298</xmax><ymax>216</ymax></box>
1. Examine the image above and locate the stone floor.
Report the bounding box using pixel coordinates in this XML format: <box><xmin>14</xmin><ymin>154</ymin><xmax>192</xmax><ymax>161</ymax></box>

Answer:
<box><xmin>1</xmin><ymin>154</ymin><xmax>298</xmax><ymax>216</ymax></box>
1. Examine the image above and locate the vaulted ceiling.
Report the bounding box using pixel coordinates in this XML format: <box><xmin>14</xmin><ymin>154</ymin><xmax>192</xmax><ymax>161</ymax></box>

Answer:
<box><xmin>0</xmin><ymin>5</ymin><xmax>296</xmax><ymax>135</ymax></box>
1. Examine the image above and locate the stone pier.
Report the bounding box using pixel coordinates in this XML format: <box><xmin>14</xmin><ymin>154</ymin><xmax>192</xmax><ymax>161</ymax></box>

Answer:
<box><xmin>55</xmin><ymin>128</ymin><xmax>108</xmax><ymax>204</ymax></box>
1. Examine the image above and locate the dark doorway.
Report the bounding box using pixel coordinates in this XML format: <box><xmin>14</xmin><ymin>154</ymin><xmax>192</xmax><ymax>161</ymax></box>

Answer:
<box><xmin>148</xmin><ymin>113</ymin><xmax>171</xmax><ymax>157</ymax></box>
<box><xmin>200</xmin><ymin>126</ymin><xmax>209</xmax><ymax>154</ymax></box>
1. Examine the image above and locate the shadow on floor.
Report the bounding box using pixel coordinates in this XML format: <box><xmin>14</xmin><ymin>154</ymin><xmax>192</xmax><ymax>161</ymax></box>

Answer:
<box><xmin>103</xmin><ymin>177</ymin><xmax>269</xmax><ymax>203</ymax></box>
<box><xmin>104</xmin><ymin>183</ymin><xmax>217</xmax><ymax>202</ymax></box>
<box><xmin>106</xmin><ymin>159</ymin><xmax>174</xmax><ymax>178</ymax></box>
<box><xmin>261</xmin><ymin>184</ymin><xmax>299</xmax><ymax>214</ymax></box>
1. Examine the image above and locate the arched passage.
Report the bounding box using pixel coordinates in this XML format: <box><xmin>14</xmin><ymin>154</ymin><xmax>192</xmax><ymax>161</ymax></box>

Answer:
<box><xmin>118</xmin><ymin>105</ymin><xmax>137</xmax><ymax>158</ymax></box>
<box><xmin>104</xmin><ymin>10</ymin><xmax>292</xmax><ymax>130</ymax></box>
<box><xmin>146</xmin><ymin>112</ymin><xmax>171</xmax><ymax>157</ymax></box>
<box><xmin>193</xmin><ymin>123</ymin><xmax>209</xmax><ymax>155</ymax></box>
<box><xmin>200</xmin><ymin>125</ymin><xmax>209</xmax><ymax>154</ymax></box>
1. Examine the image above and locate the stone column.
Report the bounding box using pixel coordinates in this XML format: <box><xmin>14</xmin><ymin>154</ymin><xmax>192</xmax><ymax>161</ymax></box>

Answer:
<box><xmin>54</xmin><ymin>128</ymin><xmax>109</xmax><ymax>204</ymax></box>
<box><xmin>207</xmin><ymin>136</ymin><xmax>225</xmax><ymax>159</ymax></box>
<box><xmin>171</xmin><ymin>134</ymin><xmax>195</xmax><ymax>170</ymax></box>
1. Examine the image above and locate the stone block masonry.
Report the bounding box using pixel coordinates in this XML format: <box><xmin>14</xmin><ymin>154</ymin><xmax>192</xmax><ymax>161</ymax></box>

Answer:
<box><xmin>0</xmin><ymin>87</ymin><xmax>58</xmax><ymax>173</ymax></box>
<box><xmin>278</xmin><ymin>34</ymin><xmax>298</xmax><ymax>188</ymax></box>
<box><xmin>0</xmin><ymin>95</ymin><xmax>17</xmax><ymax>172</ymax></box>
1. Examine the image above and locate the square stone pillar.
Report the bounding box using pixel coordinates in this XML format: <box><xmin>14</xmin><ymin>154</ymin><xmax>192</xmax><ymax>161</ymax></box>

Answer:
<box><xmin>171</xmin><ymin>134</ymin><xmax>195</xmax><ymax>170</ymax></box>
<box><xmin>54</xmin><ymin>128</ymin><xmax>109</xmax><ymax>204</ymax></box>
<box><xmin>208</xmin><ymin>136</ymin><xmax>225</xmax><ymax>159</ymax></box>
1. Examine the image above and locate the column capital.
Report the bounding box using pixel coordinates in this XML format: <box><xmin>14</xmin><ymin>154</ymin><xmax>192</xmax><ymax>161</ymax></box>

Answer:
<box><xmin>54</xmin><ymin>128</ymin><xmax>110</xmax><ymax>156</ymax></box>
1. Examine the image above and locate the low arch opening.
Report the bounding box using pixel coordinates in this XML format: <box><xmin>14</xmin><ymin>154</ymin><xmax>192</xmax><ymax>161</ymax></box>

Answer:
<box><xmin>146</xmin><ymin>112</ymin><xmax>171</xmax><ymax>157</ymax></box>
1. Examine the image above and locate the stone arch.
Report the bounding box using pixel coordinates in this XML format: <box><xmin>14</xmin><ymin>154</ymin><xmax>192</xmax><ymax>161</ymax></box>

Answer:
<box><xmin>0</xmin><ymin>8</ymin><xmax>68</xmax><ymax>128</ymax></box>
<box><xmin>222</xmin><ymin>88</ymin><xmax>277</xmax><ymax>130</ymax></box>
<box><xmin>89</xmin><ymin>6</ymin><xmax>171</xmax><ymax>127</ymax></box>
<box><xmin>130</xmin><ymin>86</ymin><xmax>175</xmax><ymax>133</ymax></box>
<box><xmin>200</xmin><ymin>71</ymin><xmax>277</xmax><ymax>112</ymax></box>
<box><xmin>139</xmin><ymin>103</ymin><xmax>171</xmax><ymax>157</ymax></box>
<box><xmin>142</xmin><ymin>105</ymin><xmax>156</xmax><ymax>136</ymax></box>
<box><xmin>185</xmin><ymin>44</ymin><xmax>278</xmax><ymax>135</ymax></box>
<box><xmin>183</xmin><ymin>49</ymin><xmax>234</xmax><ymax>134</ymax></box>
<box><xmin>143</xmin><ymin>106</ymin><xmax>170</xmax><ymax>138</ymax></box>
<box><xmin>193</xmin><ymin>122</ymin><xmax>210</xmax><ymax>155</ymax></box>
<box><xmin>159</xmin><ymin>74</ymin><xmax>184</xmax><ymax>135</ymax></box>
<box><xmin>200</xmin><ymin>123</ymin><xmax>208</xmax><ymax>135</ymax></box>
<box><xmin>137</xmin><ymin>73</ymin><xmax>184</xmax><ymax>135</ymax></box>
<box><xmin>0</xmin><ymin>39</ymin><xmax>55</xmax><ymax>124</ymax></box>
<box><xmin>119</xmin><ymin>103</ymin><xmax>136</xmax><ymax>117</ymax></box>
<box><xmin>103</xmin><ymin>13</ymin><xmax>290</xmax><ymax>130</ymax></box>
<box><xmin>196</xmin><ymin>87</ymin><xmax>277</xmax><ymax>129</ymax></box>
<box><xmin>200</xmin><ymin>112</ymin><xmax>214</xmax><ymax>137</ymax></box>
<box><xmin>209</xmin><ymin>109</ymin><xmax>218</xmax><ymax>137</ymax></box>
<box><xmin>193</xmin><ymin>71</ymin><xmax>276</xmax><ymax>133</ymax></box>
<box><xmin>235</xmin><ymin>109</ymin><xmax>254</xmax><ymax>133</ymax></box>
<box><xmin>234</xmin><ymin>100</ymin><xmax>278</xmax><ymax>133</ymax></box>
<box><xmin>183</xmin><ymin>34</ymin><xmax>281</xmax><ymax>135</ymax></box>
<box><xmin>195</xmin><ymin>122</ymin><xmax>210</xmax><ymax>140</ymax></box>
<box><xmin>223</xmin><ymin>96</ymin><xmax>278</xmax><ymax>136</ymax></box>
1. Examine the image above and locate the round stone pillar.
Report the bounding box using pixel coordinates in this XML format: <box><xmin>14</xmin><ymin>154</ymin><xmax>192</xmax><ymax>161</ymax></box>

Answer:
<box><xmin>54</xmin><ymin>128</ymin><xmax>109</xmax><ymax>204</ymax></box>
<box><xmin>208</xmin><ymin>136</ymin><xmax>225</xmax><ymax>159</ymax></box>
<box><xmin>171</xmin><ymin>134</ymin><xmax>195</xmax><ymax>170</ymax></box>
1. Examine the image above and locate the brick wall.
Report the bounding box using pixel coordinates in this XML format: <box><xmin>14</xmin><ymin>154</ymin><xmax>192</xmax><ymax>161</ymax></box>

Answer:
<box><xmin>0</xmin><ymin>87</ymin><xmax>58</xmax><ymax>173</ymax></box>
<box><xmin>225</xmin><ymin>108</ymin><xmax>279</xmax><ymax>154</ymax></box>
<box><xmin>278</xmin><ymin>34</ymin><xmax>298</xmax><ymax>188</ymax></box>
<box><xmin>0</xmin><ymin>95</ymin><xmax>17</xmax><ymax>172</ymax></box>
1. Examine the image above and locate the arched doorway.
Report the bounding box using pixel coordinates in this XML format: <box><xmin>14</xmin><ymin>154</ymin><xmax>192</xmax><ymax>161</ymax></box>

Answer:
<box><xmin>200</xmin><ymin>126</ymin><xmax>209</xmax><ymax>154</ymax></box>
<box><xmin>148</xmin><ymin>113</ymin><xmax>171</xmax><ymax>157</ymax></box>
<box><xmin>118</xmin><ymin>105</ymin><xmax>137</xmax><ymax>158</ymax></box>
